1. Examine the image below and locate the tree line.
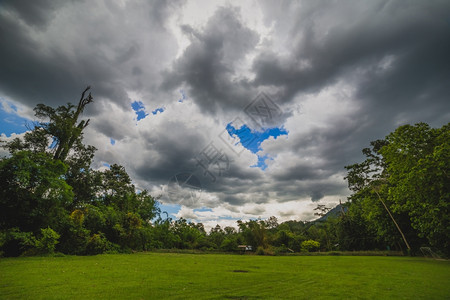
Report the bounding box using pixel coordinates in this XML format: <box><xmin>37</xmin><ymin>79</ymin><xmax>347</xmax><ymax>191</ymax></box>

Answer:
<box><xmin>0</xmin><ymin>88</ymin><xmax>448</xmax><ymax>257</ymax></box>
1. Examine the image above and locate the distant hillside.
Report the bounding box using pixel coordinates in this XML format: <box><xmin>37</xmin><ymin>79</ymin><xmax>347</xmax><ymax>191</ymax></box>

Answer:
<box><xmin>313</xmin><ymin>204</ymin><xmax>347</xmax><ymax>223</ymax></box>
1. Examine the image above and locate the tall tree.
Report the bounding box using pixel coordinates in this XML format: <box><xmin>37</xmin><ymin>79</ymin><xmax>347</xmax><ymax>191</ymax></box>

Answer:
<box><xmin>345</xmin><ymin>123</ymin><xmax>449</xmax><ymax>255</ymax></box>
<box><xmin>380</xmin><ymin>123</ymin><xmax>449</xmax><ymax>254</ymax></box>
<box><xmin>4</xmin><ymin>86</ymin><xmax>94</xmax><ymax>162</ymax></box>
<box><xmin>0</xmin><ymin>151</ymin><xmax>73</xmax><ymax>232</ymax></box>
<box><xmin>35</xmin><ymin>86</ymin><xmax>93</xmax><ymax>162</ymax></box>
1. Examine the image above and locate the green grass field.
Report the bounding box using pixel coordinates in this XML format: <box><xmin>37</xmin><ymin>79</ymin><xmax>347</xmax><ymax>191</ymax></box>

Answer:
<box><xmin>1</xmin><ymin>253</ymin><xmax>449</xmax><ymax>299</ymax></box>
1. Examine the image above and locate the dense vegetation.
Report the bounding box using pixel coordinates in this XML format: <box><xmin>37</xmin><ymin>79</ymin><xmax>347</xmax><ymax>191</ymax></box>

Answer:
<box><xmin>1</xmin><ymin>88</ymin><xmax>448</xmax><ymax>257</ymax></box>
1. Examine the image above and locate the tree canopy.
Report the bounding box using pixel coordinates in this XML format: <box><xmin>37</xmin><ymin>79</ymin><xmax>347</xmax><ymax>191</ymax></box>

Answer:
<box><xmin>344</xmin><ymin>122</ymin><xmax>449</xmax><ymax>255</ymax></box>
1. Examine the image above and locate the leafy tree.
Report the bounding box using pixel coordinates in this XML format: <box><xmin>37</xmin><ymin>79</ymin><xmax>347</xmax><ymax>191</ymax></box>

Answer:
<box><xmin>3</xmin><ymin>87</ymin><xmax>94</xmax><ymax>161</ymax></box>
<box><xmin>335</xmin><ymin>208</ymin><xmax>379</xmax><ymax>251</ymax></box>
<box><xmin>35</xmin><ymin>86</ymin><xmax>93</xmax><ymax>162</ymax></box>
<box><xmin>238</xmin><ymin>220</ymin><xmax>268</xmax><ymax>249</ymax></box>
<box><xmin>220</xmin><ymin>236</ymin><xmax>238</xmax><ymax>252</ymax></box>
<box><xmin>345</xmin><ymin>123</ymin><xmax>449</xmax><ymax>255</ymax></box>
<box><xmin>208</xmin><ymin>224</ymin><xmax>225</xmax><ymax>249</ymax></box>
<box><xmin>274</xmin><ymin>229</ymin><xmax>294</xmax><ymax>247</ymax></box>
<box><xmin>65</xmin><ymin>144</ymin><xmax>99</xmax><ymax>208</ymax></box>
<box><xmin>265</xmin><ymin>216</ymin><xmax>279</xmax><ymax>229</ymax></box>
<box><xmin>380</xmin><ymin>123</ymin><xmax>449</xmax><ymax>254</ymax></box>
<box><xmin>0</xmin><ymin>151</ymin><xmax>73</xmax><ymax>232</ymax></box>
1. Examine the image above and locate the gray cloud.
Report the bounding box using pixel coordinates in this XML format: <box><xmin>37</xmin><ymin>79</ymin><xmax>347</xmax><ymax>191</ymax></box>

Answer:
<box><xmin>0</xmin><ymin>0</ymin><xmax>64</xmax><ymax>29</ymax></box>
<box><xmin>255</xmin><ymin>1</ymin><xmax>450</xmax><ymax>120</ymax></box>
<box><xmin>162</xmin><ymin>6</ymin><xmax>260</xmax><ymax>118</ymax></box>
<box><xmin>0</xmin><ymin>0</ymin><xmax>180</xmax><ymax>111</ymax></box>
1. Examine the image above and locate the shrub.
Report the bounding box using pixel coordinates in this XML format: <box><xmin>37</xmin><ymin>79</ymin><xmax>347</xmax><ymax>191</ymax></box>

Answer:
<box><xmin>301</xmin><ymin>240</ymin><xmax>320</xmax><ymax>252</ymax></box>
<box><xmin>1</xmin><ymin>228</ymin><xmax>37</xmax><ymax>257</ymax></box>
<box><xmin>36</xmin><ymin>227</ymin><xmax>60</xmax><ymax>254</ymax></box>
<box><xmin>275</xmin><ymin>244</ymin><xmax>289</xmax><ymax>255</ymax></box>
<box><xmin>256</xmin><ymin>246</ymin><xmax>265</xmax><ymax>255</ymax></box>
<box><xmin>86</xmin><ymin>233</ymin><xmax>112</xmax><ymax>255</ymax></box>
<box><xmin>58</xmin><ymin>225</ymin><xmax>90</xmax><ymax>255</ymax></box>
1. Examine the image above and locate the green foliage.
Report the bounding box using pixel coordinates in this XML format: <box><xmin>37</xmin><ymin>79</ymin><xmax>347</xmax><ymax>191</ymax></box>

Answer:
<box><xmin>343</xmin><ymin>122</ymin><xmax>449</xmax><ymax>255</ymax></box>
<box><xmin>256</xmin><ymin>246</ymin><xmax>265</xmax><ymax>255</ymax></box>
<box><xmin>301</xmin><ymin>240</ymin><xmax>320</xmax><ymax>252</ymax></box>
<box><xmin>380</xmin><ymin>123</ymin><xmax>450</xmax><ymax>253</ymax></box>
<box><xmin>220</xmin><ymin>237</ymin><xmax>238</xmax><ymax>252</ymax></box>
<box><xmin>0</xmin><ymin>151</ymin><xmax>73</xmax><ymax>232</ymax></box>
<box><xmin>86</xmin><ymin>233</ymin><xmax>114</xmax><ymax>255</ymax></box>
<box><xmin>238</xmin><ymin>219</ymin><xmax>268</xmax><ymax>249</ymax></box>
<box><xmin>36</xmin><ymin>227</ymin><xmax>60</xmax><ymax>254</ymax></box>
<box><xmin>34</xmin><ymin>87</ymin><xmax>93</xmax><ymax>162</ymax></box>
<box><xmin>0</xmin><ymin>88</ymin><xmax>161</xmax><ymax>256</ymax></box>
<box><xmin>274</xmin><ymin>229</ymin><xmax>293</xmax><ymax>247</ymax></box>
<box><xmin>0</xmin><ymin>228</ymin><xmax>37</xmax><ymax>257</ymax></box>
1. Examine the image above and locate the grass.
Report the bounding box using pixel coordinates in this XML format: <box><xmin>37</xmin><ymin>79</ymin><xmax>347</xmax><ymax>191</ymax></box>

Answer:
<box><xmin>0</xmin><ymin>253</ymin><xmax>449</xmax><ymax>299</ymax></box>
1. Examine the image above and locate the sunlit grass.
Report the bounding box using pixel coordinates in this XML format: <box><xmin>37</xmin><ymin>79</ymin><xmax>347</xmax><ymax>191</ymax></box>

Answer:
<box><xmin>1</xmin><ymin>253</ymin><xmax>449</xmax><ymax>299</ymax></box>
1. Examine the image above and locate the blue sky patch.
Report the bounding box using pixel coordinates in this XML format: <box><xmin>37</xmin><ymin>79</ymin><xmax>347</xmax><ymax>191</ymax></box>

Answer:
<box><xmin>178</xmin><ymin>89</ymin><xmax>187</xmax><ymax>103</ymax></box>
<box><xmin>251</xmin><ymin>154</ymin><xmax>273</xmax><ymax>170</ymax></box>
<box><xmin>0</xmin><ymin>100</ymin><xmax>32</xmax><ymax>136</ymax></box>
<box><xmin>226</xmin><ymin>123</ymin><xmax>288</xmax><ymax>154</ymax></box>
<box><xmin>159</xmin><ymin>203</ymin><xmax>182</xmax><ymax>219</ymax></box>
<box><xmin>194</xmin><ymin>207</ymin><xmax>213</xmax><ymax>213</ymax></box>
<box><xmin>131</xmin><ymin>100</ymin><xmax>148</xmax><ymax>121</ymax></box>
<box><xmin>226</xmin><ymin>123</ymin><xmax>288</xmax><ymax>170</ymax></box>
<box><xmin>152</xmin><ymin>107</ymin><xmax>165</xmax><ymax>115</ymax></box>
<box><xmin>110</xmin><ymin>138</ymin><xmax>116</xmax><ymax>145</ymax></box>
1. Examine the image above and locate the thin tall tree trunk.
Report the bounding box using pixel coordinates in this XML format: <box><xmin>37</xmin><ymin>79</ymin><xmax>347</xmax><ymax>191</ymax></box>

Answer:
<box><xmin>375</xmin><ymin>190</ymin><xmax>411</xmax><ymax>251</ymax></box>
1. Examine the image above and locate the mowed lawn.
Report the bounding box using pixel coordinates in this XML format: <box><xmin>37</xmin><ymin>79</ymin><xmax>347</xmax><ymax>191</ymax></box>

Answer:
<box><xmin>0</xmin><ymin>253</ymin><xmax>449</xmax><ymax>299</ymax></box>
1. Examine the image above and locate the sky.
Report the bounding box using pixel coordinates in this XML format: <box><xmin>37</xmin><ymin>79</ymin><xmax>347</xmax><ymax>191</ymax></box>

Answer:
<box><xmin>1</xmin><ymin>0</ymin><xmax>449</xmax><ymax>230</ymax></box>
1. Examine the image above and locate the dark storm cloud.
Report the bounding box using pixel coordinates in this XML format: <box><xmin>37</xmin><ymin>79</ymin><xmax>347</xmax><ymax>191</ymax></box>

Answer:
<box><xmin>0</xmin><ymin>0</ymin><xmax>64</xmax><ymax>29</ymax></box>
<box><xmin>272</xmin><ymin>163</ymin><xmax>330</xmax><ymax>181</ymax></box>
<box><xmin>132</xmin><ymin>123</ymin><xmax>206</xmax><ymax>183</ymax></box>
<box><xmin>0</xmin><ymin>0</ymin><xmax>180</xmax><ymax>114</ymax></box>
<box><xmin>162</xmin><ymin>6</ymin><xmax>260</xmax><ymax>117</ymax></box>
<box><xmin>272</xmin><ymin>178</ymin><xmax>347</xmax><ymax>202</ymax></box>
<box><xmin>255</xmin><ymin>0</ymin><xmax>450</xmax><ymax>121</ymax></box>
<box><xmin>222</xmin><ymin>194</ymin><xmax>246</xmax><ymax>206</ymax></box>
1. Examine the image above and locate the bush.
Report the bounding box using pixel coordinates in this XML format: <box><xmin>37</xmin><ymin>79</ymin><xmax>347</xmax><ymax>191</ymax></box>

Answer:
<box><xmin>301</xmin><ymin>240</ymin><xmax>320</xmax><ymax>252</ymax></box>
<box><xmin>86</xmin><ymin>233</ymin><xmax>113</xmax><ymax>255</ymax></box>
<box><xmin>256</xmin><ymin>246</ymin><xmax>265</xmax><ymax>255</ymax></box>
<box><xmin>58</xmin><ymin>225</ymin><xmax>90</xmax><ymax>255</ymax></box>
<box><xmin>36</xmin><ymin>227</ymin><xmax>60</xmax><ymax>254</ymax></box>
<box><xmin>275</xmin><ymin>245</ymin><xmax>289</xmax><ymax>255</ymax></box>
<box><xmin>1</xmin><ymin>228</ymin><xmax>37</xmax><ymax>257</ymax></box>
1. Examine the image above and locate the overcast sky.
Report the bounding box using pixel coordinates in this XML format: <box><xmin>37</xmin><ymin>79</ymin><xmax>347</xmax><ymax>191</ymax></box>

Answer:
<box><xmin>1</xmin><ymin>0</ymin><xmax>449</xmax><ymax>230</ymax></box>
